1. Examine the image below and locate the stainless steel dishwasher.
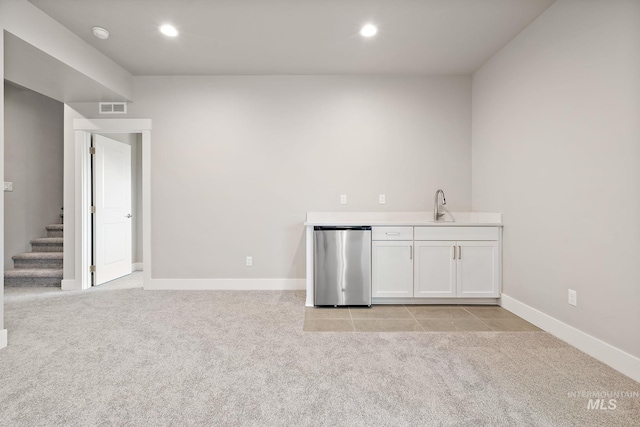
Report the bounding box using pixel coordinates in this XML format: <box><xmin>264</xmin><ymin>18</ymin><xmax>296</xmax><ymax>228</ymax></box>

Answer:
<box><xmin>314</xmin><ymin>226</ymin><xmax>371</xmax><ymax>307</ymax></box>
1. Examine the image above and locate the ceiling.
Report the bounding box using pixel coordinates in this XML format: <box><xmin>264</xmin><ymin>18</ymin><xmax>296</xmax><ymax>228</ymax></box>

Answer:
<box><xmin>28</xmin><ymin>0</ymin><xmax>556</xmax><ymax>76</ymax></box>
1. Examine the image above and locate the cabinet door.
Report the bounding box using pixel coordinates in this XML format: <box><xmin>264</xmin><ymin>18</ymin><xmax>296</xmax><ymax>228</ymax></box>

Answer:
<box><xmin>456</xmin><ymin>241</ymin><xmax>500</xmax><ymax>297</ymax></box>
<box><xmin>414</xmin><ymin>241</ymin><xmax>456</xmax><ymax>297</ymax></box>
<box><xmin>372</xmin><ymin>241</ymin><xmax>413</xmax><ymax>297</ymax></box>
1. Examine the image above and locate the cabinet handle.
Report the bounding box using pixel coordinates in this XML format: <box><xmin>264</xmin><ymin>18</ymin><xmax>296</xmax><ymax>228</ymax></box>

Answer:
<box><xmin>385</xmin><ymin>232</ymin><xmax>400</xmax><ymax>236</ymax></box>
<box><xmin>458</xmin><ymin>245</ymin><xmax>461</xmax><ymax>259</ymax></box>
<box><xmin>409</xmin><ymin>245</ymin><xmax>413</xmax><ymax>260</ymax></box>
<box><xmin>452</xmin><ymin>246</ymin><xmax>456</xmax><ymax>259</ymax></box>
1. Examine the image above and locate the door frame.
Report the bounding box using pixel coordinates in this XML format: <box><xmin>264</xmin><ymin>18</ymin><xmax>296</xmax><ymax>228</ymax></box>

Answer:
<box><xmin>70</xmin><ymin>119</ymin><xmax>151</xmax><ymax>290</ymax></box>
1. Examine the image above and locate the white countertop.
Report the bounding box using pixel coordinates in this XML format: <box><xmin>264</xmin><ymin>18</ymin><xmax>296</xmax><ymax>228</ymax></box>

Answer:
<box><xmin>305</xmin><ymin>211</ymin><xmax>502</xmax><ymax>226</ymax></box>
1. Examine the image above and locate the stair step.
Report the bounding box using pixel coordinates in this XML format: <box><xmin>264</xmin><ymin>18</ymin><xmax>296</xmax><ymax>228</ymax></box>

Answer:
<box><xmin>12</xmin><ymin>252</ymin><xmax>63</xmax><ymax>269</ymax></box>
<box><xmin>30</xmin><ymin>237</ymin><xmax>63</xmax><ymax>252</ymax></box>
<box><xmin>46</xmin><ymin>224</ymin><xmax>64</xmax><ymax>238</ymax></box>
<box><xmin>4</xmin><ymin>268</ymin><xmax>63</xmax><ymax>287</ymax></box>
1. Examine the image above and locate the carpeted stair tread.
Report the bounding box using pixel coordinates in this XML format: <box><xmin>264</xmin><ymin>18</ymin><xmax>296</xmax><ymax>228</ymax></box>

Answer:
<box><xmin>5</xmin><ymin>268</ymin><xmax>63</xmax><ymax>287</ymax></box>
<box><xmin>30</xmin><ymin>237</ymin><xmax>63</xmax><ymax>244</ymax></box>
<box><xmin>5</xmin><ymin>268</ymin><xmax>63</xmax><ymax>278</ymax></box>
<box><xmin>12</xmin><ymin>252</ymin><xmax>64</xmax><ymax>260</ymax></box>
<box><xmin>46</xmin><ymin>224</ymin><xmax>64</xmax><ymax>237</ymax></box>
<box><xmin>12</xmin><ymin>251</ymin><xmax>64</xmax><ymax>269</ymax></box>
<box><xmin>30</xmin><ymin>237</ymin><xmax>63</xmax><ymax>253</ymax></box>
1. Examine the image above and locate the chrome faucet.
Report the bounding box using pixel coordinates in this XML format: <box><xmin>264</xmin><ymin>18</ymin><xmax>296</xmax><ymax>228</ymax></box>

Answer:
<box><xmin>434</xmin><ymin>189</ymin><xmax>446</xmax><ymax>221</ymax></box>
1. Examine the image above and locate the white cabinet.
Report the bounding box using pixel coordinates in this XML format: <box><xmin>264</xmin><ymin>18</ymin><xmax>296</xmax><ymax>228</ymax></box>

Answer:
<box><xmin>414</xmin><ymin>241</ymin><xmax>456</xmax><ymax>297</ymax></box>
<box><xmin>456</xmin><ymin>241</ymin><xmax>500</xmax><ymax>297</ymax></box>
<box><xmin>372</xmin><ymin>226</ymin><xmax>501</xmax><ymax>301</ymax></box>
<box><xmin>413</xmin><ymin>240</ymin><xmax>500</xmax><ymax>298</ymax></box>
<box><xmin>371</xmin><ymin>227</ymin><xmax>413</xmax><ymax>298</ymax></box>
<box><xmin>372</xmin><ymin>241</ymin><xmax>413</xmax><ymax>297</ymax></box>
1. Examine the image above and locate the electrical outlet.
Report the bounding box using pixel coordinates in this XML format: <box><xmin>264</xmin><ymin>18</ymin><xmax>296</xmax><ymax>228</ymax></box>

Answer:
<box><xmin>568</xmin><ymin>289</ymin><xmax>577</xmax><ymax>306</ymax></box>
<box><xmin>340</xmin><ymin>194</ymin><xmax>347</xmax><ymax>205</ymax></box>
<box><xmin>379</xmin><ymin>194</ymin><xmax>386</xmax><ymax>204</ymax></box>
<box><xmin>4</xmin><ymin>182</ymin><xmax>13</xmax><ymax>192</ymax></box>
<box><xmin>246</xmin><ymin>256</ymin><xmax>253</xmax><ymax>267</ymax></box>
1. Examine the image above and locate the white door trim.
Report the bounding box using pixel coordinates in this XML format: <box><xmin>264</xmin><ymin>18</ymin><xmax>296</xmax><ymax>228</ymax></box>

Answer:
<box><xmin>69</xmin><ymin>118</ymin><xmax>151</xmax><ymax>290</ymax></box>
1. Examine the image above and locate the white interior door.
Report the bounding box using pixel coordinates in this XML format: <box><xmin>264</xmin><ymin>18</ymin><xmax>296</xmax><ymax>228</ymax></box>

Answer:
<box><xmin>94</xmin><ymin>134</ymin><xmax>132</xmax><ymax>285</ymax></box>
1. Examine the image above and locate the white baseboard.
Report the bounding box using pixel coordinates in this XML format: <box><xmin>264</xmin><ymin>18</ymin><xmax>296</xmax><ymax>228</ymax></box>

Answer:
<box><xmin>145</xmin><ymin>278</ymin><xmax>306</xmax><ymax>291</ymax></box>
<box><xmin>0</xmin><ymin>329</ymin><xmax>7</xmax><ymax>349</ymax></box>
<box><xmin>132</xmin><ymin>263</ymin><xmax>144</xmax><ymax>271</ymax></box>
<box><xmin>61</xmin><ymin>279</ymin><xmax>81</xmax><ymax>291</ymax></box>
<box><xmin>501</xmin><ymin>294</ymin><xmax>640</xmax><ymax>383</ymax></box>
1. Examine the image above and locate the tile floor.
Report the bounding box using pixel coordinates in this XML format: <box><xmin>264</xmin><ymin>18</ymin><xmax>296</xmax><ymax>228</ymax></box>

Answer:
<box><xmin>303</xmin><ymin>305</ymin><xmax>541</xmax><ymax>332</ymax></box>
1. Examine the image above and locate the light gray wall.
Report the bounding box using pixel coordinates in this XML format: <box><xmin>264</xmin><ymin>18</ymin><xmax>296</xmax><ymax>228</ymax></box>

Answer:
<box><xmin>4</xmin><ymin>83</ymin><xmax>63</xmax><ymax>269</ymax></box>
<box><xmin>472</xmin><ymin>0</ymin><xmax>640</xmax><ymax>358</ymax></box>
<box><xmin>82</xmin><ymin>75</ymin><xmax>470</xmax><ymax>280</ymax></box>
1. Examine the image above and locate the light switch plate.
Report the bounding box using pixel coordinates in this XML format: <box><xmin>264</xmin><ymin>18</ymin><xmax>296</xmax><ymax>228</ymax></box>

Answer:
<box><xmin>4</xmin><ymin>182</ymin><xmax>13</xmax><ymax>192</ymax></box>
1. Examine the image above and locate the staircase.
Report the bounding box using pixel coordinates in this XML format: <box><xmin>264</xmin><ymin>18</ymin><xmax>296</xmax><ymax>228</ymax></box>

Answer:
<box><xmin>5</xmin><ymin>224</ymin><xmax>63</xmax><ymax>287</ymax></box>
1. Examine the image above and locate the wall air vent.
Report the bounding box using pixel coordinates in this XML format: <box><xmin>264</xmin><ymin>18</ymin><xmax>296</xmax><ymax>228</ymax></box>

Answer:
<box><xmin>99</xmin><ymin>102</ymin><xmax>127</xmax><ymax>114</ymax></box>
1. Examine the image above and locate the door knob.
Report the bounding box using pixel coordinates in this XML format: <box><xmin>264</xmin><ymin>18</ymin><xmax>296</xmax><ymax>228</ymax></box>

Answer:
<box><xmin>126</xmin><ymin>214</ymin><xmax>132</xmax><ymax>218</ymax></box>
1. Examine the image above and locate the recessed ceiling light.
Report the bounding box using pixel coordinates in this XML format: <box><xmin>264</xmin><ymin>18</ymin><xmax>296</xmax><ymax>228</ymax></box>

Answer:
<box><xmin>360</xmin><ymin>23</ymin><xmax>378</xmax><ymax>38</ymax></box>
<box><xmin>160</xmin><ymin>24</ymin><xmax>179</xmax><ymax>37</ymax></box>
<box><xmin>92</xmin><ymin>26</ymin><xmax>110</xmax><ymax>40</ymax></box>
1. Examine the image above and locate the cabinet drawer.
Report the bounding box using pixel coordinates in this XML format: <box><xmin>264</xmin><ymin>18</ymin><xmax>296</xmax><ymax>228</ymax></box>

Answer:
<box><xmin>414</xmin><ymin>227</ymin><xmax>499</xmax><ymax>241</ymax></box>
<box><xmin>372</xmin><ymin>226</ymin><xmax>413</xmax><ymax>241</ymax></box>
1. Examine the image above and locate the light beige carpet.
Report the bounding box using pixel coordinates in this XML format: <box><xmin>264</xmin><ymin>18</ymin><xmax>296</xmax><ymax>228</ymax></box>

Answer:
<box><xmin>1</xmin><ymin>274</ymin><xmax>638</xmax><ymax>426</ymax></box>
